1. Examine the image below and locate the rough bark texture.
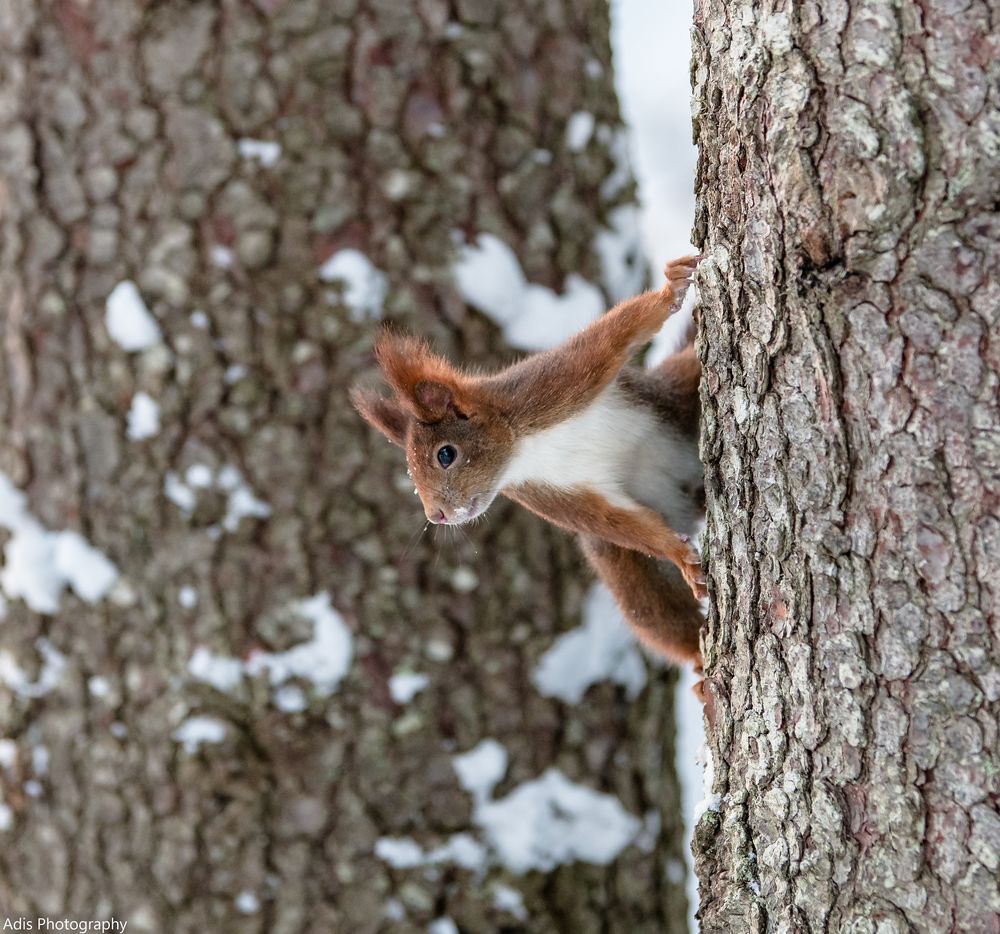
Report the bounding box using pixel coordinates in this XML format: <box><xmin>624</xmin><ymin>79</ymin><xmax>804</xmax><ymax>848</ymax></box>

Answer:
<box><xmin>0</xmin><ymin>1</ymin><xmax>689</xmax><ymax>931</ymax></box>
<box><xmin>692</xmin><ymin>0</ymin><xmax>1000</xmax><ymax>930</ymax></box>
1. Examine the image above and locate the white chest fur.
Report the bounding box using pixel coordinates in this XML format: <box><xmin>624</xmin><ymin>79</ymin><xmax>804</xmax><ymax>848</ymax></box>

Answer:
<box><xmin>498</xmin><ymin>387</ymin><xmax>702</xmax><ymax>530</ymax></box>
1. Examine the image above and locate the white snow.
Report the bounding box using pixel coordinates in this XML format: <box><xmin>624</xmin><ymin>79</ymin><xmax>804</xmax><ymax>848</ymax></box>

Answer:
<box><xmin>173</xmin><ymin>715</ymin><xmax>227</xmax><ymax>753</ymax></box>
<box><xmin>597</xmin><ymin>125</ymin><xmax>633</xmax><ymax>200</ymax></box>
<box><xmin>223</xmin><ymin>483</ymin><xmax>272</xmax><ymax>531</ymax></box>
<box><xmin>224</xmin><ymin>363</ymin><xmax>247</xmax><ymax>384</ymax></box>
<box><xmin>190</xmin><ymin>310</ymin><xmax>210</xmax><ymax>328</ymax></box>
<box><xmin>453</xmin><ymin>234</ymin><xmax>604</xmax><ymax>351</ymax></box>
<box><xmin>32</xmin><ymin>745</ymin><xmax>49</xmax><ymax>775</ymax></box>
<box><xmin>595</xmin><ymin>203</ymin><xmax>646</xmax><ymax>302</ymax></box>
<box><xmin>449</xmin><ymin>739</ymin><xmax>641</xmax><ymax>874</ymax></box>
<box><xmin>234</xmin><ymin>891</ymin><xmax>260</xmax><ymax>914</ymax></box>
<box><xmin>273</xmin><ymin>684</ymin><xmax>307</xmax><ymax>713</ymax></box>
<box><xmin>0</xmin><ymin>473</ymin><xmax>119</xmax><ymax>614</ymax></box>
<box><xmin>475</xmin><ymin>768</ymin><xmax>641</xmax><ymax>874</ymax></box>
<box><xmin>318</xmin><ymin>249</ymin><xmax>388</xmax><ymax>321</ymax></box>
<box><xmin>492</xmin><ymin>884</ymin><xmax>527</xmax><ymax>921</ymax></box>
<box><xmin>692</xmin><ymin>741</ymin><xmax>721</xmax><ymax>822</ymax></box>
<box><xmin>105</xmin><ymin>281</ymin><xmax>162</xmax><ymax>351</ymax></box>
<box><xmin>127</xmin><ymin>391</ymin><xmax>161</xmax><ymax>441</ymax></box>
<box><xmin>388</xmin><ymin>671</ymin><xmax>429</xmax><ymax>704</ymax></box>
<box><xmin>0</xmin><ymin>803</ymin><xmax>12</xmax><ymax>831</ymax></box>
<box><xmin>427</xmin><ymin>920</ymin><xmax>458</xmax><ymax>934</ymax></box>
<box><xmin>237</xmin><ymin>138</ymin><xmax>282</xmax><ymax>167</ymax></box>
<box><xmin>185</xmin><ymin>464</ymin><xmax>213</xmax><ymax>489</ymax></box>
<box><xmin>190</xmin><ymin>593</ymin><xmax>353</xmax><ymax>704</ymax></box>
<box><xmin>165</xmin><ymin>466</ymin><xmax>271</xmax><ymax>532</ymax></box>
<box><xmin>374</xmin><ymin>832</ymin><xmax>487</xmax><ymax>873</ymax></box>
<box><xmin>88</xmin><ymin>676</ymin><xmax>111</xmax><ymax>698</ymax></box>
<box><xmin>164</xmin><ymin>473</ymin><xmax>197</xmax><ymax>513</ymax></box>
<box><xmin>52</xmin><ymin>531</ymin><xmax>119</xmax><ymax>603</ymax></box>
<box><xmin>245</xmin><ymin>593</ymin><xmax>353</xmax><ymax>696</ymax></box>
<box><xmin>0</xmin><ymin>593</ymin><xmax>5</xmax><ymax>620</ymax></box>
<box><xmin>532</xmin><ymin>584</ymin><xmax>646</xmax><ymax>704</ymax></box>
<box><xmin>211</xmin><ymin>245</ymin><xmax>234</xmax><ymax>269</ymax></box>
<box><xmin>375</xmin><ymin>836</ymin><xmax>425</xmax><ymax>869</ymax></box>
<box><xmin>0</xmin><ymin>740</ymin><xmax>17</xmax><ymax>770</ymax></box>
<box><xmin>565</xmin><ymin>111</ymin><xmax>595</xmax><ymax>152</ymax></box>
<box><xmin>188</xmin><ymin>647</ymin><xmax>245</xmax><ymax>693</ymax></box>
<box><xmin>178</xmin><ymin>586</ymin><xmax>198</xmax><ymax>609</ymax></box>
<box><xmin>428</xmin><ymin>832</ymin><xmax>487</xmax><ymax>871</ymax></box>
<box><xmin>452</xmin><ymin>739</ymin><xmax>508</xmax><ymax>803</ymax></box>
<box><xmin>610</xmin><ymin>0</ymin><xmax>697</xmax><ymax>268</ymax></box>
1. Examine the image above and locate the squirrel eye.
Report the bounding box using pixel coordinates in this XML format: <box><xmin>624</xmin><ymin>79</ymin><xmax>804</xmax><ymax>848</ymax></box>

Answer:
<box><xmin>437</xmin><ymin>445</ymin><xmax>457</xmax><ymax>468</ymax></box>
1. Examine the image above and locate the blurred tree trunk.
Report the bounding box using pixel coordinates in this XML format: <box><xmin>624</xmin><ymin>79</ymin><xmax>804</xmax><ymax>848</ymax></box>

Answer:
<box><xmin>692</xmin><ymin>0</ymin><xmax>1000</xmax><ymax>930</ymax></box>
<box><xmin>0</xmin><ymin>1</ymin><xmax>689</xmax><ymax>932</ymax></box>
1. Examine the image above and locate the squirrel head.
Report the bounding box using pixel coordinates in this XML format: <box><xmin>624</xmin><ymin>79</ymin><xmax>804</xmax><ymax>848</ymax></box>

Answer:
<box><xmin>350</xmin><ymin>331</ymin><xmax>516</xmax><ymax>525</ymax></box>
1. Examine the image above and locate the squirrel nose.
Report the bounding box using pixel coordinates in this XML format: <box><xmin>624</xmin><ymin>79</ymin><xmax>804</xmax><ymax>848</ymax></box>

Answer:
<box><xmin>429</xmin><ymin>509</ymin><xmax>447</xmax><ymax>524</ymax></box>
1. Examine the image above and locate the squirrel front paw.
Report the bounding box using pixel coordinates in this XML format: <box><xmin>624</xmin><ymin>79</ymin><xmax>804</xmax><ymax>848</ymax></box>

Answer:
<box><xmin>679</xmin><ymin>547</ymin><xmax>708</xmax><ymax>601</ymax></box>
<box><xmin>663</xmin><ymin>254</ymin><xmax>701</xmax><ymax>309</ymax></box>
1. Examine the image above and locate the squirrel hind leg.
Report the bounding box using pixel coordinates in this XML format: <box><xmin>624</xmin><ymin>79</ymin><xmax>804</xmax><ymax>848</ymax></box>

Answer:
<box><xmin>579</xmin><ymin>534</ymin><xmax>703</xmax><ymax>667</ymax></box>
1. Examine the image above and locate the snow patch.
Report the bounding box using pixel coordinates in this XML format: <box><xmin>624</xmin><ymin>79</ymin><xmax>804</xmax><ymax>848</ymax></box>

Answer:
<box><xmin>178</xmin><ymin>586</ymin><xmax>198</xmax><ymax>609</ymax></box>
<box><xmin>211</xmin><ymin>245</ymin><xmax>234</xmax><ymax>269</ymax></box>
<box><xmin>595</xmin><ymin>203</ymin><xmax>646</xmax><ymax>302</ymax></box>
<box><xmin>453</xmin><ymin>739</ymin><xmax>508</xmax><ymax>803</ymax></box>
<box><xmin>476</xmin><ymin>769</ymin><xmax>641</xmax><ymax>874</ymax></box>
<box><xmin>105</xmin><ymin>281</ymin><xmax>162</xmax><ymax>351</ymax></box>
<box><xmin>427</xmin><ymin>920</ymin><xmax>458</xmax><ymax>934</ymax></box>
<box><xmin>127</xmin><ymin>391</ymin><xmax>161</xmax><ymax>441</ymax></box>
<box><xmin>0</xmin><ymin>803</ymin><xmax>12</xmax><ymax>831</ymax></box>
<box><xmin>88</xmin><ymin>676</ymin><xmax>111</xmax><ymax>698</ymax></box>
<box><xmin>565</xmin><ymin>111</ymin><xmax>595</xmax><ymax>152</ymax></box>
<box><xmin>0</xmin><ymin>474</ymin><xmax>119</xmax><ymax>614</ymax></box>
<box><xmin>374</xmin><ymin>837</ymin><xmax>425</xmax><ymax>869</ymax></box>
<box><xmin>532</xmin><ymin>584</ymin><xmax>646</xmax><ymax>704</ymax></box>
<box><xmin>237</xmin><ymin>138</ymin><xmax>282</xmax><ymax>166</ymax></box>
<box><xmin>318</xmin><ymin>249</ymin><xmax>388</xmax><ymax>321</ymax></box>
<box><xmin>273</xmin><ymin>684</ymin><xmax>307</xmax><ymax>713</ymax></box>
<box><xmin>453</xmin><ymin>234</ymin><xmax>604</xmax><ymax>351</ymax></box>
<box><xmin>173</xmin><ymin>715</ymin><xmax>227</xmax><ymax>753</ymax></box>
<box><xmin>492</xmin><ymin>884</ymin><xmax>527</xmax><ymax>921</ymax></box>
<box><xmin>188</xmin><ymin>593</ymin><xmax>353</xmax><ymax>703</ymax></box>
<box><xmin>245</xmin><ymin>593</ymin><xmax>353</xmax><ymax>696</ymax></box>
<box><xmin>388</xmin><ymin>671</ymin><xmax>429</xmax><ymax>704</ymax></box>
<box><xmin>188</xmin><ymin>647</ymin><xmax>244</xmax><ymax>694</ymax></box>
<box><xmin>693</xmin><ymin>741</ymin><xmax>721</xmax><ymax>822</ymax></box>
<box><xmin>234</xmin><ymin>891</ymin><xmax>260</xmax><ymax>914</ymax></box>
<box><xmin>164</xmin><ymin>465</ymin><xmax>271</xmax><ymax>532</ymax></box>
<box><xmin>597</xmin><ymin>125</ymin><xmax>633</xmax><ymax>201</ymax></box>
<box><xmin>0</xmin><ymin>740</ymin><xmax>17</xmax><ymax>770</ymax></box>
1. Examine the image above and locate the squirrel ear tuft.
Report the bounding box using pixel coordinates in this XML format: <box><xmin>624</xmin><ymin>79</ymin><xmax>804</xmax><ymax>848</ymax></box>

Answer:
<box><xmin>374</xmin><ymin>330</ymin><xmax>468</xmax><ymax>421</ymax></box>
<box><xmin>350</xmin><ymin>385</ymin><xmax>410</xmax><ymax>446</ymax></box>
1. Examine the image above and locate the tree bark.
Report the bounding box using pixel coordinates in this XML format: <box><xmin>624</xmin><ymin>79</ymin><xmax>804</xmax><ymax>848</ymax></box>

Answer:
<box><xmin>0</xmin><ymin>1</ymin><xmax>689</xmax><ymax>932</ymax></box>
<box><xmin>692</xmin><ymin>0</ymin><xmax>1000</xmax><ymax>930</ymax></box>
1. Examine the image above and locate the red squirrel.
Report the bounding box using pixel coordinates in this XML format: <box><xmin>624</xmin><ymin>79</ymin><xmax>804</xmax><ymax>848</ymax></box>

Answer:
<box><xmin>351</xmin><ymin>255</ymin><xmax>706</xmax><ymax>671</ymax></box>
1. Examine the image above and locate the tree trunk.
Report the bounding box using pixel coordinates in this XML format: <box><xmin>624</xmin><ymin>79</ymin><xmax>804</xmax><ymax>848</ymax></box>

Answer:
<box><xmin>0</xmin><ymin>1</ymin><xmax>689</xmax><ymax>931</ymax></box>
<box><xmin>692</xmin><ymin>0</ymin><xmax>999</xmax><ymax>930</ymax></box>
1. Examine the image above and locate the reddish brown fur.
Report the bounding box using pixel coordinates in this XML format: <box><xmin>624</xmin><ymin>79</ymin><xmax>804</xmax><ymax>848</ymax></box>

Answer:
<box><xmin>504</xmin><ymin>484</ymin><xmax>706</xmax><ymax>600</ymax></box>
<box><xmin>579</xmin><ymin>535</ymin><xmax>703</xmax><ymax>665</ymax></box>
<box><xmin>350</xmin><ymin>254</ymin><xmax>707</xmax><ymax>679</ymax></box>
